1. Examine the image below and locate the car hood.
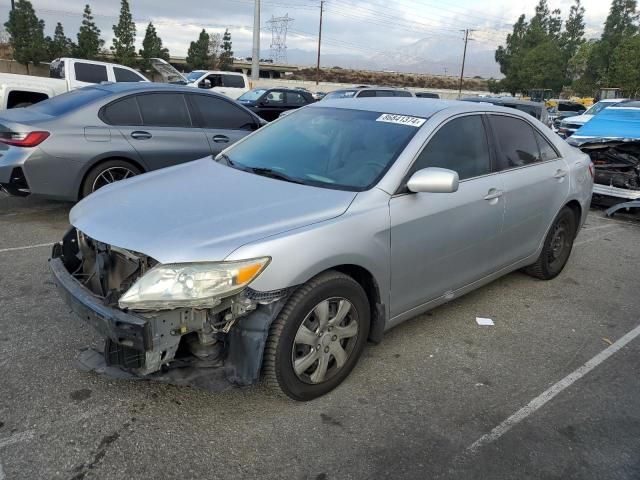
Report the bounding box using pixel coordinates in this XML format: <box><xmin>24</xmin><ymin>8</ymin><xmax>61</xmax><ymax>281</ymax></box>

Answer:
<box><xmin>561</xmin><ymin>114</ymin><xmax>593</xmax><ymax>125</ymax></box>
<box><xmin>70</xmin><ymin>158</ymin><xmax>357</xmax><ymax>264</ymax></box>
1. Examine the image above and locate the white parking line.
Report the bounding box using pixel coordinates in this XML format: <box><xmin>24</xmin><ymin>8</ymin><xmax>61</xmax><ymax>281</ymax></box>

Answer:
<box><xmin>467</xmin><ymin>323</ymin><xmax>640</xmax><ymax>453</ymax></box>
<box><xmin>0</xmin><ymin>243</ymin><xmax>53</xmax><ymax>254</ymax></box>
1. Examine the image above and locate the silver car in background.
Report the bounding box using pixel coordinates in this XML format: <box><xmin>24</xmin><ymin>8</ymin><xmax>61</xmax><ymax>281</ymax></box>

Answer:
<box><xmin>0</xmin><ymin>83</ymin><xmax>264</xmax><ymax>200</ymax></box>
<box><xmin>50</xmin><ymin>99</ymin><xmax>593</xmax><ymax>401</ymax></box>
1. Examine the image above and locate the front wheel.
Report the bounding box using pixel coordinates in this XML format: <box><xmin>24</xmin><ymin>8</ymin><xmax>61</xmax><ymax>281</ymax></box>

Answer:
<box><xmin>525</xmin><ymin>206</ymin><xmax>577</xmax><ymax>280</ymax></box>
<box><xmin>263</xmin><ymin>271</ymin><xmax>370</xmax><ymax>401</ymax></box>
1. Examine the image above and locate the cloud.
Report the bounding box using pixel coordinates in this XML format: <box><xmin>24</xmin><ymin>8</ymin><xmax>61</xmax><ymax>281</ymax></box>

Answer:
<box><xmin>0</xmin><ymin>0</ymin><xmax>615</xmax><ymax>76</ymax></box>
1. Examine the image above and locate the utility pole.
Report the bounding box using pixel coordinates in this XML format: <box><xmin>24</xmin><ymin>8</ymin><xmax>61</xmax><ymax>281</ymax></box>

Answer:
<box><xmin>251</xmin><ymin>0</ymin><xmax>260</xmax><ymax>82</ymax></box>
<box><xmin>316</xmin><ymin>1</ymin><xmax>324</xmax><ymax>85</ymax></box>
<box><xmin>458</xmin><ymin>29</ymin><xmax>474</xmax><ymax>99</ymax></box>
<box><xmin>11</xmin><ymin>0</ymin><xmax>15</xmax><ymax>10</ymax></box>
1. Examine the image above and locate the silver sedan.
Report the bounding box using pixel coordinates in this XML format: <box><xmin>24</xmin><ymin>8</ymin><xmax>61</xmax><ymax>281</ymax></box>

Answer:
<box><xmin>0</xmin><ymin>83</ymin><xmax>264</xmax><ymax>201</ymax></box>
<box><xmin>50</xmin><ymin>98</ymin><xmax>593</xmax><ymax>401</ymax></box>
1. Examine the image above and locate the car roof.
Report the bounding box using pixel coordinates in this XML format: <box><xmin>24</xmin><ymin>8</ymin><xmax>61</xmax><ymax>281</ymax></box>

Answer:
<box><xmin>461</xmin><ymin>96</ymin><xmax>542</xmax><ymax>107</ymax></box>
<box><xmin>309</xmin><ymin>97</ymin><xmax>517</xmax><ymax>118</ymax></box>
<box><xmin>88</xmin><ymin>82</ymin><xmax>218</xmax><ymax>95</ymax></box>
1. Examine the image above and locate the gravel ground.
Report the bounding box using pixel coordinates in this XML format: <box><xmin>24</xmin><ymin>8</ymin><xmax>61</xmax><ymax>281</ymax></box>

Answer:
<box><xmin>0</xmin><ymin>195</ymin><xmax>638</xmax><ymax>480</ymax></box>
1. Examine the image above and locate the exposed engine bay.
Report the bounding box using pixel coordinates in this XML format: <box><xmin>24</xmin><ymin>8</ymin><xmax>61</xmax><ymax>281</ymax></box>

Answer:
<box><xmin>581</xmin><ymin>142</ymin><xmax>640</xmax><ymax>192</ymax></box>
<box><xmin>52</xmin><ymin>228</ymin><xmax>291</xmax><ymax>388</ymax></box>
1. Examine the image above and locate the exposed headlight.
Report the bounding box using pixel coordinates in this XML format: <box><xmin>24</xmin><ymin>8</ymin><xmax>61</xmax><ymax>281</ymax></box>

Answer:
<box><xmin>118</xmin><ymin>258</ymin><xmax>270</xmax><ymax>311</ymax></box>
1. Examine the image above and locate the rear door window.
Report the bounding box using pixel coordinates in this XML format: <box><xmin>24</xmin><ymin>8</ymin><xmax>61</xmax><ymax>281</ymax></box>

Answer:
<box><xmin>222</xmin><ymin>75</ymin><xmax>245</xmax><ymax>88</ymax></box>
<box><xmin>101</xmin><ymin>96</ymin><xmax>142</xmax><ymax>125</ymax></box>
<box><xmin>357</xmin><ymin>90</ymin><xmax>376</xmax><ymax>98</ymax></box>
<box><xmin>534</xmin><ymin>131</ymin><xmax>559</xmax><ymax>161</ymax></box>
<box><xmin>137</xmin><ymin>93</ymin><xmax>191</xmax><ymax>127</ymax></box>
<box><xmin>393</xmin><ymin>90</ymin><xmax>413</xmax><ymax>97</ymax></box>
<box><xmin>114</xmin><ymin>67</ymin><xmax>146</xmax><ymax>82</ymax></box>
<box><xmin>74</xmin><ymin>63</ymin><xmax>108</xmax><ymax>83</ymax></box>
<box><xmin>188</xmin><ymin>94</ymin><xmax>255</xmax><ymax>130</ymax></box>
<box><xmin>285</xmin><ymin>91</ymin><xmax>308</xmax><ymax>105</ymax></box>
<box><xmin>489</xmin><ymin>115</ymin><xmax>541</xmax><ymax>170</ymax></box>
<box><xmin>408</xmin><ymin>115</ymin><xmax>491</xmax><ymax>181</ymax></box>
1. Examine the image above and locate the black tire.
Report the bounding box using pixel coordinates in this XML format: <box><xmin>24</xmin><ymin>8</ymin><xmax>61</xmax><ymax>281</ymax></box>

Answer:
<box><xmin>525</xmin><ymin>206</ymin><xmax>577</xmax><ymax>280</ymax></box>
<box><xmin>81</xmin><ymin>159</ymin><xmax>142</xmax><ymax>198</ymax></box>
<box><xmin>263</xmin><ymin>270</ymin><xmax>370</xmax><ymax>401</ymax></box>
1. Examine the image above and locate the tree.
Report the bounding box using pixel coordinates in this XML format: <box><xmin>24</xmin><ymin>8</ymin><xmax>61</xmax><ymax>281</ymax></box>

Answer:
<box><xmin>111</xmin><ymin>0</ymin><xmax>136</xmax><ymax>66</ymax></box>
<box><xmin>139</xmin><ymin>22</ymin><xmax>169</xmax><ymax>71</ymax></box>
<box><xmin>208</xmin><ymin>32</ymin><xmax>222</xmax><ymax>69</ymax></box>
<box><xmin>4</xmin><ymin>0</ymin><xmax>47</xmax><ymax>65</ymax></box>
<box><xmin>186</xmin><ymin>29</ymin><xmax>209</xmax><ymax>70</ymax></box>
<box><xmin>609</xmin><ymin>35</ymin><xmax>640</xmax><ymax>96</ymax></box>
<box><xmin>519</xmin><ymin>41</ymin><xmax>566</xmax><ymax>93</ymax></box>
<box><xmin>219</xmin><ymin>29</ymin><xmax>233</xmax><ymax>70</ymax></box>
<box><xmin>75</xmin><ymin>4</ymin><xmax>104</xmax><ymax>60</ymax></box>
<box><xmin>568</xmin><ymin>40</ymin><xmax>597</xmax><ymax>95</ymax></box>
<box><xmin>561</xmin><ymin>0</ymin><xmax>585</xmax><ymax>61</ymax></box>
<box><xmin>593</xmin><ymin>0</ymin><xmax>638</xmax><ymax>84</ymax></box>
<box><xmin>45</xmin><ymin>22</ymin><xmax>74</xmax><ymax>60</ymax></box>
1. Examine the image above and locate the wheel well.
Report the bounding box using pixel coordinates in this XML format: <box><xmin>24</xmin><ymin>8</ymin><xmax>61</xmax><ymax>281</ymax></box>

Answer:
<box><xmin>7</xmin><ymin>90</ymin><xmax>49</xmax><ymax>108</ymax></box>
<box><xmin>77</xmin><ymin>157</ymin><xmax>145</xmax><ymax>200</ymax></box>
<box><xmin>330</xmin><ymin>264</ymin><xmax>385</xmax><ymax>343</ymax></box>
<box><xmin>565</xmin><ymin>200</ymin><xmax>582</xmax><ymax>238</ymax></box>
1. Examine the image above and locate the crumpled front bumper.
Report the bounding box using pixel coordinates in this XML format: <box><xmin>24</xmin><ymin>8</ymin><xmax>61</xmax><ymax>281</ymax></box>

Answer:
<box><xmin>49</xmin><ymin>243</ymin><xmax>152</xmax><ymax>352</ymax></box>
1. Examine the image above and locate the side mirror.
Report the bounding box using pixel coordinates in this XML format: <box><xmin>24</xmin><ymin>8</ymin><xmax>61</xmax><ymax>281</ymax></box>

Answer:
<box><xmin>406</xmin><ymin>167</ymin><xmax>459</xmax><ymax>193</ymax></box>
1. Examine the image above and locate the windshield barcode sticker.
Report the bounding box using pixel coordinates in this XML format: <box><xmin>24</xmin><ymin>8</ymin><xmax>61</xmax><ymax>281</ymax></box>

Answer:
<box><xmin>376</xmin><ymin>114</ymin><xmax>426</xmax><ymax>127</ymax></box>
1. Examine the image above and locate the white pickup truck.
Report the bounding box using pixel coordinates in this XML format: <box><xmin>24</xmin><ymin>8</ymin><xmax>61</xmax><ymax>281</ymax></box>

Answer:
<box><xmin>0</xmin><ymin>57</ymin><xmax>149</xmax><ymax>109</ymax></box>
<box><xmin>183</xmin><ymin>70</ymin><xmax>250</xmax><ymax>99</ymax></box>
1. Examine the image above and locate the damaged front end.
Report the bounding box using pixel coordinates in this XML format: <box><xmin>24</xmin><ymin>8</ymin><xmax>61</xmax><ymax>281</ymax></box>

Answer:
<box><xmin>579</xmin><ymin>141</ymin><xmax>640</xmax><ymax>202</ymax></box>
<box><xmin>49</xmin><ymin>228</ymin><xmax>291</xmax><ymax>388</ymax></box>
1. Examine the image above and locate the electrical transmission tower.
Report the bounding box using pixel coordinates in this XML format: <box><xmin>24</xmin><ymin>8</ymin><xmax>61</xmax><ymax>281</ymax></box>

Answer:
<box><xmin>267</xmin><ymin>14</ymin><xmax>294</xmax><ymax>64</ymax></box>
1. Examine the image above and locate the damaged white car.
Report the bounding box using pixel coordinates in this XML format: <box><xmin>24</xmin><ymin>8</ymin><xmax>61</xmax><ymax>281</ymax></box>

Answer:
<box><xmin>50</xmin><ymin>99</ymin><xmax>592</xmax><ymax>400</ymax></box>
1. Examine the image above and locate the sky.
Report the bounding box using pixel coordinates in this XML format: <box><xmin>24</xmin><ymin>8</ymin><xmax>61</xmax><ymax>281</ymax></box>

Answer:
<box><xmin>0</xmin><ymin>0</ymin><xmax>616</xmax><ymax>77</ymax></box>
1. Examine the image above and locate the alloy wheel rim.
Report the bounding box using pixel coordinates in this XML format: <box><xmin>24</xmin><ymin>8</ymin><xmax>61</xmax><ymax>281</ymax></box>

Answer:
<box><xmin>92</xmin><ymin>167</ymin><xmax>137</xmax><ymax>192</ymax></box>
<box><xmin>291</xmin><ymin>297</ymin><xmax>359</xmax><ymax>384</ymax></box>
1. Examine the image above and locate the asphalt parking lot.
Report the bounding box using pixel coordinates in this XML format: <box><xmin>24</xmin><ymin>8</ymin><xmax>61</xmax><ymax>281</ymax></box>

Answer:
<box><xmin>0</xmin><ymin>194</ymin><xmax>639</xmax><ymax>480</ymax></box>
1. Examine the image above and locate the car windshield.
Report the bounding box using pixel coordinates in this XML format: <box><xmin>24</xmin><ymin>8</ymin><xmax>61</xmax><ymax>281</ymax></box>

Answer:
<box><xmin>186</xmin><ymin>71</ymin><xmax>205</xmax><ymax>82</ymax></box>
<box><xmin>584</xmin><ymin>101</ymin><xmax>617</xmax><ymax>116</ymax></box>
<box><xmin>220</xmin><ymin>107</ymin><xmax>422</xmax><ymax>191</ymax></box>
<box><xmin>29</xmin><ymin>87</ymin><xmax>110</xmax><ymax>116</ymax></box>
<box><xmin>238</xmin><ymin>89</ymin><xmax>267</xmax><ymax>101</ymax></box>
<box><xmin>323</xmin><ymin>90</ymin><xmax>358</xmax><ymax>100</ymax></box>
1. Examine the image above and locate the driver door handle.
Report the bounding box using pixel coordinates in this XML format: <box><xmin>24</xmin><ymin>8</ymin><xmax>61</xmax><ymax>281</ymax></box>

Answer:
<box><xmin>484</xmin><ymin>189</ymin><xmax>504</xmax><ymax>201</ymax></box>
<box><xmin>130</xmin><ymin>131</ymin><xmax>152</xmax><ymax>140</ymax></box>
<box><xmin>212</xmin><ymin>135</ymin><xmax>230</xmax><ymax>143</ymax></box>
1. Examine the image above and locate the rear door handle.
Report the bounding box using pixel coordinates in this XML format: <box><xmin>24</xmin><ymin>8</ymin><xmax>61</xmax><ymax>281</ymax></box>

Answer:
<box><xmin>554</xmin><ymin>169</ymin><xmax>568</xmax><ymax>179</ymax></box>
<box><xmin>212</xmin><ymin>135</ymin><xmax>230</xmax><ymax>143</ymax></box>
<box><xmin>483</xmin><ymin>189</ymin><xmax>503</xmax><ymax>201</ymax></box>
<box><xmin>130</xmin><ymin>131</ymin><xmax>152</xmax><ymax>140</ymax></box>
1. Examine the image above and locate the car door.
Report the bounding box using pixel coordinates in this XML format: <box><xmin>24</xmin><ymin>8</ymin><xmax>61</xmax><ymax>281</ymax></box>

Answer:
<box><xmin>283</xmin><ymin>91</ymin><xmax>309</xmax><ymax>114</ymax></box>
<box><xmin>389</xmin><ymin>114</ymin><xmax>505</xmax><ymax>317</ymax></box>
<box><xmin>186</xmin><ymin>93</ymin><xmax>259</xmax><ymax>155</ymax></box>
<box><xmin>256</xmin><ymin>90</ymin><xmax>286</xmax><ymax>121</ymax></box>
<box><xmin>115</xmin><ymin>92</ymin><xmax>211</xmax><ymax>171</ymax></box>
<box><xmin>486</xmin><ymin>114</ymin><xmax>570</xmax><ymax>267</ymax></box>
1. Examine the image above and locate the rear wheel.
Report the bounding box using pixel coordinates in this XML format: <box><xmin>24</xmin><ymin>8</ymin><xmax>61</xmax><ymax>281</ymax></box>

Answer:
<box><xmin>525</xmin><ymin>206</ymin><xmax>577</xmax><ymax>280</ymax></box>
<box><xmin>81</xmin><ymin>159</ymin><xmax>141</xmax><ymax>198</ymax></box>
<box><xmin>263</xmin><ymin>271</ymin><xmax>370</xmax><ymax>401</ymax></box>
